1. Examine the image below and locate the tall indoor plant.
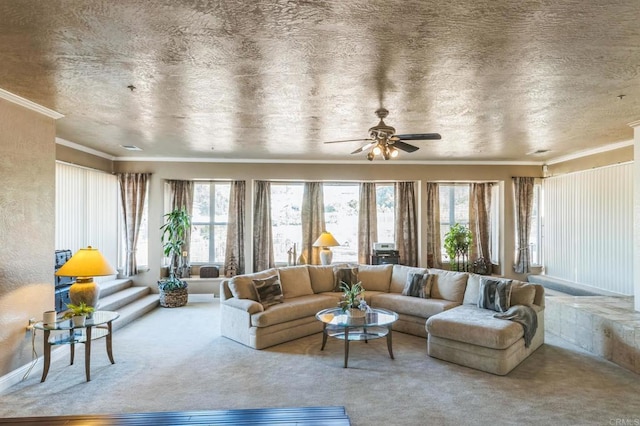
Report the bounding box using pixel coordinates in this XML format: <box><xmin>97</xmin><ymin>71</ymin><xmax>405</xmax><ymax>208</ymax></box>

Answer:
<box><xmin>444</xmin><ymin>223</ymin><xmax>473</xmax><ymax>272</ymax></box>
<box><xmin>158</xmin><ymin>207</ymin><xmax>191</xmax><ymax>307</ymax></box>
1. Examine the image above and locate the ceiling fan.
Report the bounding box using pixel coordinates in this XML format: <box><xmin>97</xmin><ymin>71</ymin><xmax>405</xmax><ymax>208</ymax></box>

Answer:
<box><xmin>324</xmin><ymin>108</ymin><xmax>441</xmax><ymax>161</ymax></box>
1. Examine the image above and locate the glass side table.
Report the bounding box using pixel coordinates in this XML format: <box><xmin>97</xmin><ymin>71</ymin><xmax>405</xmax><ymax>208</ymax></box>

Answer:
<box><xmin>33</xmin><ymin>310</ymin><xmax>120</xmax><ymax>382</ymax></box>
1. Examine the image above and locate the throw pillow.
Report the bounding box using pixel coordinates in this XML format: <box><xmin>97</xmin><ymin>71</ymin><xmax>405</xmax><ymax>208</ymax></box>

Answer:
<box><xmin>333</xmin><ymin>266</ymin><xmax>359</xmax><ymax>292</ymax></box>
<box><xmin>510</xmin><ymin>283</ymin><xmax>536</xmax><ymax>306</ymax></box>
<box><xmin>252</xmin><ymin>275</ymin><xmax>284</xmax><ymax>308</ymax></box>
<box><xmin>478</xmin><ymin>277</ymin><xmax>512</xmax><ymax>312</ymax></box>
<box><xmin>402</xmin><ymin>273</ymin><xmax>434</xmax><ymax>298</ymax></box>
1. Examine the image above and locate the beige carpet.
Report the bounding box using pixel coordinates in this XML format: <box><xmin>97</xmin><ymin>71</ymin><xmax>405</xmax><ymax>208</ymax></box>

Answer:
<box><xmin>1</xmin><ymin>295</ymin><xmax>638</xmax><ymax>426</ymax></box>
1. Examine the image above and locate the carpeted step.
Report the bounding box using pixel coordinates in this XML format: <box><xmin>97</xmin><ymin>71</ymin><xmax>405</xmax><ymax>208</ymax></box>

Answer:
<box><xmin>99</xmin><ymin>286</ymin><xmax>150</xmax><ymax>312</ymax></box>
<box><xmin>99</xmin><ymin>278</ymin><xmax>134</xmax><ymax>298</ymax></box>
<box><xmin>112</xmin><ymin>294</ymin><xmax>159</xmax><ymax>331</ymax></box>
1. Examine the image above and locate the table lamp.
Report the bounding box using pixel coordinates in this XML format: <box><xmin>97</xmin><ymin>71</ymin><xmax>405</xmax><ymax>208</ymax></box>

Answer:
<box><xmin>313</xmin><ymin>231</ymin><xmax>341</xmax><ymax>265</ymax></box>
<box><xmin>55</xmin><ymin>246</ymin><xmax>117</xmax><ymax>308</ymax></box>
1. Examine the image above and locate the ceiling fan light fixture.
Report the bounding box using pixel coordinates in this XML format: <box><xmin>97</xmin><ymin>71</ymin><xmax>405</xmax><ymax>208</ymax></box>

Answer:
<box><xmin>372</xmin><ymin>145</ymin><xmax>382</xmax><ymax>156</ymax></box>
<box><xmin>389</xmin><ymin>147</ymin><xmax>399</xmax><ymax>158</ymax></box>
<box><xmin>366</xmin><ymin>152</ymin><xmax>375</xmax><ymax>161</ymax></box>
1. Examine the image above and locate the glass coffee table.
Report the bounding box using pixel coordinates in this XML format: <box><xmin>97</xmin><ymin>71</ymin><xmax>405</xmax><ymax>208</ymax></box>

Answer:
<box><xmin>315</xmin><ymin>307</ymin><xmax>399</xmax><ymax>368</ymax></box>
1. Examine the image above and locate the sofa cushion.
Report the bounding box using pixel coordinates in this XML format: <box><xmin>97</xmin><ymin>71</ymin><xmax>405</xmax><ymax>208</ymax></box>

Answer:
<box><xmin>372</xmin><ymin>293</ymin><xmax>459</xmax><ymax>319</ymax></box>
<box><xmin>426</xmin><ymin>305</ymin><xmax>524</xmax><ymax>350</ymax></box>
<box><xmin>278</xmin><ymin>265</ymin><xmax>314</xmax><ymax>299</ymax></box>
<box><xmin>308</xmin><ymin>265</ymin><xmax>336</xmax><ymax>293</ymax></box>
<box><xmin>228</xmin><ymin>268</ymin><xmax>278</xmax><ymax>301</ymax></box>
<box><xmin>333</xmin><ymin>266</ymin><xmax>359</xmax><ymax>292</ymax></box>
<box><xmin>463</xmin><ymin>273</ymin><xmax>483</xmax><ymax>305</ymax></box>
<box><xmin>510</xmin><ymin>281</ymin><xmax>536</xmax><ymax>307</ymax></box>
<box><xmin>478</xmin><ymin>277</ymin><xmax>512</xmax><ymax>312</ymax></box>
<box><xmin>390</xmin><ymin>265</ymin><xmax>428</xmax><ymax>293</ymax></box>
<box><xmin>428</xmin><ymin>269</ymin><xmax>468</xmax><ymax>303</ymax></box>
<box><xmin>357</xmin><ymin>264</ymin><xmax>393</xmax><ymax>292</ymax></box>
<box><xmin>253</xmin><ymin>275</ymin><xmax>284</xmax><ymax>308</ymax></box>
<box><xmin>250</xmin><ymin>294</ymin><xmax>336</xmax><ymax>327</ymax></box>
<box><xmin>402</xmin><ymin>273</ymin><xmax>434</xmax><ymax>298</ymax></box>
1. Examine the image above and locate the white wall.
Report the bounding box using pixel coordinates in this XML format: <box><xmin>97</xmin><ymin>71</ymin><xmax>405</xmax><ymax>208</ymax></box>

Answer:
<box><xmin>543</xmin><ymin>163</ymin><xmax>633</xmax><ymax>295</ymax></box>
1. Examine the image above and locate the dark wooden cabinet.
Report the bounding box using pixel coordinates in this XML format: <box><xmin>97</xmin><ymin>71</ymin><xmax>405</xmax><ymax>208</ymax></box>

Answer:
<box><xmin>370</xmin><ymin>254</ymin><xmax>400</xmax><ymax>265</ymax></box>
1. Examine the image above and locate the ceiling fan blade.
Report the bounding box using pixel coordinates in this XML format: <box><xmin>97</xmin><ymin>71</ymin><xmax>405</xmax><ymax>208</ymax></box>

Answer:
<box><xmin>324</xmin><ymin>138</ymin><xmax>371</xmax><ymax>144</ymax></box>
<box><xmin>394</xmin><ymin>133</ymin><xmax>441</xmax><ymax>141</ymax></box>
<box><xmin>351</xmin><ymin>142</ymin><xmax>375</xmax><ymax>154</ymax></box>
<box><xmin>393</xmin><ymin>140</ymin><xmax>420</xmax><ymax>153</ymax></box>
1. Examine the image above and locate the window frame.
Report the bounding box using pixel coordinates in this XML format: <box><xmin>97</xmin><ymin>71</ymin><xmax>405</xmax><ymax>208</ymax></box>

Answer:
<box><xmin>190</xmin><ymin>181</ymin><xmax>230</xmax><ymax>265</ymax></box>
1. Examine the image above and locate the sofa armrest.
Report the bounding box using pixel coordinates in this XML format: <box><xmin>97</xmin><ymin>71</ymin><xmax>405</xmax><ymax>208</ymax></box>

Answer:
<box><xmin>222</xmin><ymin>297</ymin><xmax>264</xmax><ymax>314</ymax></box>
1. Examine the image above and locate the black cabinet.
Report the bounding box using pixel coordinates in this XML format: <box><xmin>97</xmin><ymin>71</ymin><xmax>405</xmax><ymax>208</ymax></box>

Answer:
<box><xmin>370</xmin><ymin>255</ymin><xmax>400</xmax><ymax>265</ymax></box>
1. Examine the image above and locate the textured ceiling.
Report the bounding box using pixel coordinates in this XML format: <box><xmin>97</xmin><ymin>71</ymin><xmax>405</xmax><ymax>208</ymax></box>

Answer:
<box><xmin>1</xmin><ymin>0</ymin><xmax>639</xmax><ymax>162</ymax></box>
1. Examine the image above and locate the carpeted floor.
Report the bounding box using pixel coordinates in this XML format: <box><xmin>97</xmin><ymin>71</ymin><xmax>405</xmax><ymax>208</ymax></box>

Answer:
<box><xmin>1</xmin><ymin>295</ymin><xmax>638</xmax><ymax>426</ymax></box>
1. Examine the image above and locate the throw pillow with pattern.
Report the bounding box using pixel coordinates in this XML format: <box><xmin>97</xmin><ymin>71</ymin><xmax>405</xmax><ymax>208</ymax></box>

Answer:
<box><xmin>478</xmin><ymin>277</ymin><xmax>512</xmax><ymax>312</ymax></box>
<box><xmin>252</xmin><ymin>275</ymin><xmax>284</xmax><ymax>308</ymax></box>
<box><xmin>333</xmin><ymin>267</ymin><xmax>359</xmax><ymax>292</ymax></box>
<box><xmin>402</xmin><ymin>273</ymin><xmax>434</xmax><ymax>298</ymax></box>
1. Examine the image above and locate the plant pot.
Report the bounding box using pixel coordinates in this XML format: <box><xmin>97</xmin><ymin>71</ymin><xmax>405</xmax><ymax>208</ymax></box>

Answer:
<box><xmin>72</xmin><ymin>315</ymin><xmax>86</xmax><ymax>327</ymax></box>
<box><xmin>159</xmin><ymin>286</ymin><xmax>188</xmax><ymax>308</ymax></box>
<box><xmin>347</xmin><ymin>308</ymin><xmax>366</xmax><ymax>318</ymax></box>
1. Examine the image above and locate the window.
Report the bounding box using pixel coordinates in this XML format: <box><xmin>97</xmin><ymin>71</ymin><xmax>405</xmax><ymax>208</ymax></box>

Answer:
<box><xmin>323</xmin><ymin>184</ymin><xmax>359</xmax><ymax>263</ymax></box>
<box><xmin>271</xmin><ymin>183</ymin><xmax>303</xmax><ymax>264</ymax></box>
<box><xmin>190</xmin><ymin>182</ymin><xmax>230</xmax><ymax>264</ymax></box>
<box><xmin>376</xmin><ymin>184</ymin><xmax>395</xmax><ymax>244</ymax></box>
<box><xmin>439</xmin><ymin>185</ymin><xmax>470</xmax><ymax>262</ymax></box>
<box><xmin>529</xmin><ymin>182</ymin><xmax>542</xmax><ymax>266</ymax></box>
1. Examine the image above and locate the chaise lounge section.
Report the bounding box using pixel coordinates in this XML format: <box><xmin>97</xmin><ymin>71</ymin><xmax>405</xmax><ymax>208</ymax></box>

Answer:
<box><xmin>219</xmin><ymin>264</ymin><xmax>544</xmax><ymax>375</ymax></box>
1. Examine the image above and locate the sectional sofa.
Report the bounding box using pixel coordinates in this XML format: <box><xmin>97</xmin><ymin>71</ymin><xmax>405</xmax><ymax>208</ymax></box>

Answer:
<box><xmin>219</xmin><ymin>263</ymin><xmax>544</xmax><ymax>375</ymax></box>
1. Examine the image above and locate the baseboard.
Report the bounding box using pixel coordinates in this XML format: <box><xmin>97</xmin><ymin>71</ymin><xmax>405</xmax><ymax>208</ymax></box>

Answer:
<box><xmin>0</xmin><ymin>346</ymin><xmax>67</xmax><ymax>394</ymax></box>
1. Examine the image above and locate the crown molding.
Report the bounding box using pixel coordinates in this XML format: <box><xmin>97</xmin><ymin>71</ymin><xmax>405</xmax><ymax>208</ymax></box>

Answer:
<box><xmin>545</xmin><ymin>139</ymin><xmax>634</xmax><ymax>165</ymax></box>
<box><xmin>113</xmin><ymin>156</ymin><xmax>543</xmax><ymax>166</ymax></box>
<box><xmin>55</xmin><ymin>137</ymin><xmax>116</xmax><ymax>160</ymax></box>
<box><xmin>627</xmin><ymin>119</ymin><xmax>640</xmax><ymax>128</ymax></box>
<box><xmin>0</xmin><ymin>88</ymin><xmax>64</xmax><ymax>119</ymax></box>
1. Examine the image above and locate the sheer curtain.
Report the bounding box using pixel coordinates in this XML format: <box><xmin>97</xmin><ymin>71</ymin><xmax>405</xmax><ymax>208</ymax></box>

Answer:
<box><xmin>225</xmin><ymin>181</ymin><xmax>246</xmax><ymax>275</ymax></box>
<box><xmin>425</xmin><ymin>182</ymin><xmax>442</xmax><ymax>268</ymax></box>
<box><xmin>469</xmin><ymin>182</ymin><xmax>492</xmax><ymax>265</ymax></box>
<box><xmin>117</xmin><ymin>173</ymin><xmax>150</xmax><ymax>276</ymax></box>
<box><xmin>358</xmin><ymin>183</ymin><xmax>378</xmax><ymax>264</ymax></box>
<box><xmin>301</xmin><ymin>182</ymin><xmax>325</xmax><ymax>265</ymax></box>
<box><xmin>167</xmin><ymin>180</ymin><xmax>194</xmax><ymax>264</ymax></box>
<box><xmin>253</xmin><ymin>181</ymin><xmax>274</xmax><ymax>272</ymax></box>
<box><xmin>513</xmin><ymin>177</ymin><xmax>534</xmax><ymax>273</ymax></box>
<box><xmin>395</xmin><ymin>182</ymin><xmax>419</xmax><ymax>267</ymax></box>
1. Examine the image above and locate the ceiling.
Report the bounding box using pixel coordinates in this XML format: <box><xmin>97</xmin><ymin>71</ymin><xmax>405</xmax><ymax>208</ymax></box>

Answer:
<box><xmin>1</xmin><ymin>1</ymin><xmax>639</xmax><ymax>163</ymax></box>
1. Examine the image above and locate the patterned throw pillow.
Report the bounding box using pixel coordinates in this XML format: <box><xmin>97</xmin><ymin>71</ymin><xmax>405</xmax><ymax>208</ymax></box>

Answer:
<box><xmin>333</xmin><ymin>267</ymin><xmax>359</xmax><ymax>292</ymax></box>
<box><xmin>252</xmin><ymin>275</ymin><xmax>284</xmax><ymax>308</ymax></box>
<box><xmin>402</xmin><ymin>273</ymin><xmax>434</xmax><ymax>298</ymax></box>
<box><xmin>478</xmin><ymin>277</ymin><xmax>512</xmax><ymax>312</ymax></box>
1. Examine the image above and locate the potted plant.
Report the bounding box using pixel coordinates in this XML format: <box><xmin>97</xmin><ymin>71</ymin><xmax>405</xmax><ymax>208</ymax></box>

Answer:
<box><xmin>63</xmin><ymin>302</ymin><xmax>95</xmax><ymax>327</ymax></box>
<box><xmin>444</xmin><ymin>223</ymin><xmax>473</xmax><ymax>272</ymax></box>
<box><xmin>158</xmin><ymin>207</ymin><xmax>191</xmax><ymax>308</ymax></box>
<box><xmin>338</xmin><ymin>281</ymin><xmax>368</xmax><ymax>318</ymax></box>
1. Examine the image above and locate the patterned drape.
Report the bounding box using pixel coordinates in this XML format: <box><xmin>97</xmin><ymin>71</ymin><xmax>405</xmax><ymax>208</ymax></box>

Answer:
<box><xmin>167</xmin><ymin>180</ymin><xmax>194</xmax><ymax>263</ymax></box>
<box><xmin>253</xmin><ymin>181</ymin><xmax>274</xmax><ymax>272</ymax></box>
<box><xmin>358</xmin><ymin>183</ymin><xmax>378</xmax><ymax>264</ymax></box>
<box><xmin>117</xmin><ymin>173</ymin><xmax>150</xmax><ymax>276</ymax></box>
<box><xmin>225</xmin><ymin>181</ymin><xmax>246</xmax><ymax>275</ymax></box>
<box><xmin>470</xmin><ymin>182</ymin><xmax>492</xmax><ymax>264</ymax></box>
<box><xmin>425</xmin><ymin>182</ymin><xmax>442</xmax><ymax>268</ymax></box>
<box><xmin>394</xmin><ymin>182</ymin><xmax>419</xmax><ymax>267</ymax></box>
<box><xmin>513</xmin><ymin>177</ymin><xmax>535</xmax><ymax>274</ymax></box>
<box><xmin>301</xmin><ymin>182</ymin><xmax>325</xmax><ymax>265</ymax></box>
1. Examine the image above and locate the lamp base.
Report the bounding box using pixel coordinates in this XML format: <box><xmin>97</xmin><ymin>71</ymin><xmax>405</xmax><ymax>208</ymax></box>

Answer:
<box><xmin>319</xmin><ymin>248</ymin><xmax>333</xmax><ymax>265</ymax></box>
<box><xmin>69</xmin><ymin>278</ymin><xmax>100</xmax><ymax>308</ymax></box>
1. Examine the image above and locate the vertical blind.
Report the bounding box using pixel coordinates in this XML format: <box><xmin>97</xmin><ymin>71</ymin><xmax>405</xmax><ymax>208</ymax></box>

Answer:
<box><xmin>55</xmin><ymin>162</ymin><xmax>119</xmax><ymax>276</ymax></box>
<box><xmin>543</xmin><ymin>163</ymin><xmax>633</xmax><ymax>295</ymax></box>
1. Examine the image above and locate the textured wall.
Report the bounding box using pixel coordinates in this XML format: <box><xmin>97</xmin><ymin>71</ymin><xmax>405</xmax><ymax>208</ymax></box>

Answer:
<box><xmin>0</xmin><ymin>98</ymin><xmax>56</xmax><ymax>376</ymax></box>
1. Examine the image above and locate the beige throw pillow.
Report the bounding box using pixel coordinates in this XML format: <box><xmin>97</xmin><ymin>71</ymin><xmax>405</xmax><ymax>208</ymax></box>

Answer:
<box><xmin>357</xmin><ymin>264</ymin><xmax>393</xmax><ymax>292</ymax></box>
<box><xmin>278</xmin><ymin>265</ymin><xmax>314</xmax><ymax>299</ymax></box>
<box><xmin>510</xmin><ymin>282</ymin><xmax>537</xmax><ymax>306</ymax></box>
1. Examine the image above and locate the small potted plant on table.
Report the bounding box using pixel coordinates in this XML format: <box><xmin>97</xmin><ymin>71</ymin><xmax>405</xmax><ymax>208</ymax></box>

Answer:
<box><xmin>63</xmin><ymin>302</ymin><xmax>95</xmax><ymax>327</ymax></box>
<box><xmin>338</xmin><ymin>281</ymin><xmax>368</xmax><ymax>318</ymax></box>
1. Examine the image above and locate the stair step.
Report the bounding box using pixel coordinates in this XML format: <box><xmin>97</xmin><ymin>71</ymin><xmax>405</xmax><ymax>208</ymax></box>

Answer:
<box><xmin>99</xmin><ymin>286</ymin><xmax>150</xmax><ymax>312</ymax></box>
<box><xmin>99</xmin><ymin>278</ymin><xmax>134</xmax><ymax>298</ymax></box>
<box><xmin>112</xmin><ymin>294</ymin><xmax>159</xmax><ymax>331</ymax></box>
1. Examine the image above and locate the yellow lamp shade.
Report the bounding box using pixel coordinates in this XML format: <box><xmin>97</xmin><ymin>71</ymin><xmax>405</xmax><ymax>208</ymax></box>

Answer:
<box><xmin>312</xmin><ymin>232</ymin><xmax>340</xmax><ymax>248</ymax></box>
